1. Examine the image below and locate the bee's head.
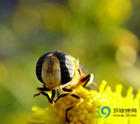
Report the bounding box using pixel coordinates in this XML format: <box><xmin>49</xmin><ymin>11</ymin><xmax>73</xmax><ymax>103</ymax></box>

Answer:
<box><xmin>36</xmin><ymin>52</ymin><xmax>76</xmax><ymax>89</ymax></box>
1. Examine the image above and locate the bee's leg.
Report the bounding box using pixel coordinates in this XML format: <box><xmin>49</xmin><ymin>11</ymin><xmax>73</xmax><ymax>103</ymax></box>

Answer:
<box><xmin>55</xmin><ymin>93</ymin><xmax>80</xmax><ymax>103</ymax></box>
<box><xmin>66</xmin><ymin>106</ymin><xmax>74</xmax><ymax>122</ymax></box>
<box><xmin>39</xmin><ymin>91</ymin><xmax>52</xmax><ymax>104</ymax></box>
<box><xmin>71</xmin><ymin>94</ymin><xmax>80</xmax><ymax>99</ymax></box>
<box><xmin>33</xmin><ymin>87</ymin><xmax>50</xmax><ymax>97</ymax></box>
<box><xmin>55</xmin><ymin>91</ymin><xmax>81</xmax><ymax>122</ymax></box>
<box><xmin>33</xmin><ymin>93</ymin><xmax>41</xmax><ymax>97</ymax></box>
<box><xmin>62</xmin><ymin>88</ymin><xmax>73</xmax><ymax>92</ymax></box>
<box><xmin>65</xmin><ymin>94</ymin><xmax>81</xmax><ymax>123</ymax></box>
<box><xmin>37</xmin><ymin>87</ymin><xmax>50</xmax><ymax>91</ymax></box>
<box><xmin>34</xmin><ymin>87</ymin><xmax>53</xmax><ymax>104</ymax></box>
<box><xmin>55</xmin><ymin>93</ymin><xmax>69</xmax><ymax>102</ymax></box>
<box><xmin>51</xmin><ymin>90</ymin><xmax>56</xmax><ymax>104</ymax></box>
<box><xmin>82</xmin><ymin>73</ymin><xmax>94</xmax><ymax>87</ymax></box>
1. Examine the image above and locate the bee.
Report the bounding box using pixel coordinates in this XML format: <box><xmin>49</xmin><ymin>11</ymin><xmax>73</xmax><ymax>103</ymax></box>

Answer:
<box><xmin>34</xmin><ymin>51</ymin><xmax>94</xmax><ymax>122</ymax></box>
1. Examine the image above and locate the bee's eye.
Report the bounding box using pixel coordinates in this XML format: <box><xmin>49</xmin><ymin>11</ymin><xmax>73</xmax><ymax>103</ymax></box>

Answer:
<box><xmin>36</xmin><ymin>51</ymin><xmax>75</xmax><ymax>85</ymax></box>
<box><xmin>54</xmin><ymin>52</ymin><xmax>75</xmax><ymax>84</ymax></box>
<box><xmin>36</xmin><ymin>52</ymin><xmax>53</xmax><ymax>83</ymax></box>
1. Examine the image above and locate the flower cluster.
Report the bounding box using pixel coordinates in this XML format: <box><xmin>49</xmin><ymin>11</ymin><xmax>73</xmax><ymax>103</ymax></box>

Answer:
<box><xmin>29</xmin><ymin>81</ymin><xmax>140</xmax><ymax>124</ymax></box>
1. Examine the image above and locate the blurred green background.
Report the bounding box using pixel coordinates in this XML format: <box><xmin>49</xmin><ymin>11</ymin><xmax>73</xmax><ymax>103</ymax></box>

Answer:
<box><xmin>0</xmin><ymin>0</ymin><xmax>140</xmax><ymax>123</ymax></box>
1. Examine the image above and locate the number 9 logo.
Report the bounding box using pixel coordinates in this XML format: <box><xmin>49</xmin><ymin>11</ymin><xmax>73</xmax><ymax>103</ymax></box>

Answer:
<box><xmin>101</xmin><ymin>106</ymin><xmax>111</xmax><ymax>118</ymax></box>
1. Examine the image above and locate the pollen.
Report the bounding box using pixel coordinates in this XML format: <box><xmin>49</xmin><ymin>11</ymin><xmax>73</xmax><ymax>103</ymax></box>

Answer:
<box><xmin>29</xmin><ymin>81</ymin><xmax>140</xmax><ymax>124</ymax></box>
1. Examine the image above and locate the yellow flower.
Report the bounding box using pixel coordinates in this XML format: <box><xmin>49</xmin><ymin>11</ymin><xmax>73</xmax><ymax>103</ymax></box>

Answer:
<box><xmin>29</xmin><ymin>81</ymin><xmax>140</xmax><ymax>124</ymax></box>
